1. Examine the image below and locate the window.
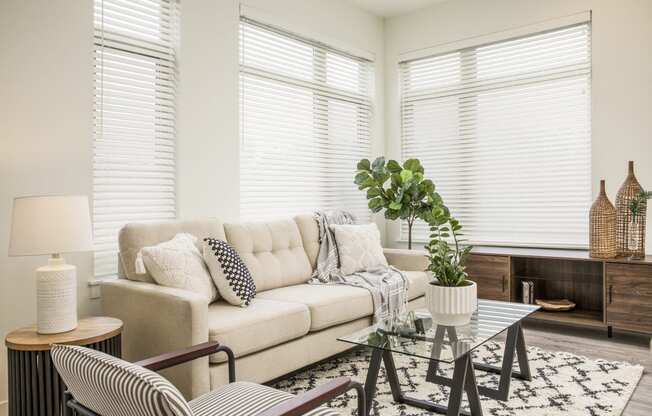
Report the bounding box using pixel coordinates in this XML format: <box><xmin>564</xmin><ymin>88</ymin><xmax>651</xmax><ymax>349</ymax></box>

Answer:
<box><xmin>400</xmin><ymin>23</ymin><xmax>591</xmax><ymax>248</ymax></box>
<box><xmin>93</xmin><ymin>0</ymin><xmax>180</xmax><ymax>278</ymax></box>
<box><xmin>239</xmin><ymin>17</ymin><xmax>374</xmax><ymax>221</ymax></box>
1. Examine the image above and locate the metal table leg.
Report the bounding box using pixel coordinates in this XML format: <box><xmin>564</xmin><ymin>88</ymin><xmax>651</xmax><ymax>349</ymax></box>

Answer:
<box><xmin>363</xmin><ymin>347</ymin><xmax>483</xmax><ymax>416</ymax></box>
<box><xmin>428</xmin><ymin>323</ymin><xmax>532</xmax><ymax>401</ymax></box>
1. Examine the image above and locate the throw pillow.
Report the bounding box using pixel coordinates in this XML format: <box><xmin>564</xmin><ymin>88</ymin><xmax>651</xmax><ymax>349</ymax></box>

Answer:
<box><xmin>329</xmin><ymin>223</ymin><xmax>388</xmax><ymax>275</ymax></box>
<box><xmin>138</xmin><ymin>233</ymin><xmax>218</xmax><ymax>302</ymax></box>
<box><xmin>203</xmin><ymin>238</ymin><xmax>256</xmax><ymax>307</ymax></box>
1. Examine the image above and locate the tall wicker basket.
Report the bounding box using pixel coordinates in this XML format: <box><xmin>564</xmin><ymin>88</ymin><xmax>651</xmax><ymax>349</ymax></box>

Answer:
<box><xmin>615</xmin><ymin>161</ymin><xmax>645</xmax><ymax>257</ymax></box>
<box><xmin>590</xmin><ymin>180</ymin><xmax>617</xmax><ymax>258</ymax></box>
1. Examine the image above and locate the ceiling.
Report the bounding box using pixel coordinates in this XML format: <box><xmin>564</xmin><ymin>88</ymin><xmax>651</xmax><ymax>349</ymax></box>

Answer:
<box><xmin>347</xmin><ymin>0</ymin><xmax>450</xmax><ymax>18</ymax></box>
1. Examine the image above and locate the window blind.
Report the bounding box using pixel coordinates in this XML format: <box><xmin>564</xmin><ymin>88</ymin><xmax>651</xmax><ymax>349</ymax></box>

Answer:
<box><xmin>400</xmin><ymin>23</ymin><xmax>591</xmax><ymax>248</ymax></box>
<box><xmin>239</xmin><ymin>17</ymin><xmax>374</xmax><ymax>222</ymax></box>
<box><xmin>93</xmin><ymin>0</ymin><xmax>180</xmax><ymax>278</ymax></box>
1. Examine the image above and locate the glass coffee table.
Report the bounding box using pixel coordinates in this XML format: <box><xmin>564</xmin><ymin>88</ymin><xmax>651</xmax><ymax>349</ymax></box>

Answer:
<box><xmin>338</xmin><ymin>299</ymin><xmax>540</xmax><ymax>416</ymax></box>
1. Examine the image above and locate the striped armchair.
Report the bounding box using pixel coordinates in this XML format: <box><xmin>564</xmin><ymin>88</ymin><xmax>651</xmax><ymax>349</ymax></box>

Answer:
<box><xmin>51</xmin><ymin>342</ymin><xmax>364</xmax><ymax>416</ymax></box>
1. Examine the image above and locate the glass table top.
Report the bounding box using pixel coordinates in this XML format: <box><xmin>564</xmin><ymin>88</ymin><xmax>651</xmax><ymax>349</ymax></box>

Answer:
<box><xmin>338</xmin><ymin>299</ymin><xmax>540</xmax><ymax>363</ymax></box>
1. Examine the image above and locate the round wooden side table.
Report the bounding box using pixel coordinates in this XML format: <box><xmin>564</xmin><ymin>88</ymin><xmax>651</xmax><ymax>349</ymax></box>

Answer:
<box><xmin>5</xmin><ymin>317</ymin><xmax>123</xmax><ymax>416</ymax></box>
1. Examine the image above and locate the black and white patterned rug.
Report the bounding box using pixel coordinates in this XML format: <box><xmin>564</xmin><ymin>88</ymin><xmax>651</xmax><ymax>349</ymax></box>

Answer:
<box><xmin>272</xmin><ymin>342</ymin><xmax>643</xmax><ymax>416</ymax></box>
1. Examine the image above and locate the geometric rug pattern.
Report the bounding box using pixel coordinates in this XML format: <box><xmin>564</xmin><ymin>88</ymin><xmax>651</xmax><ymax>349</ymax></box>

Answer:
<box><xmin>272</xmin><ymin>342</ymin><xmax>643</xmax><ymax>416</ymax></box>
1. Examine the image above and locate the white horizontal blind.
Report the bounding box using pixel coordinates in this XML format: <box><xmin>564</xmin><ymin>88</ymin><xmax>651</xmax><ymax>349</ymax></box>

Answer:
<box><xmin>239</xmin><ymin>17</ymin><xmax>373</xmax><ymax>222</ymax></box>
<box><xmin>93</xmin><ymin>0</ymin><xmax>180</xmax><ymax>278</ymax></box>
<box><xmin>401</xmin><ymin>23</ymin><xmax>591</xmax><ymax>247</ymax></box>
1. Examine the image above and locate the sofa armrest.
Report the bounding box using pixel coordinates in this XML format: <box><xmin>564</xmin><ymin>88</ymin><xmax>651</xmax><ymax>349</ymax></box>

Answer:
<box><xmin>383</xmin><ymin>248</ymin><xmax>428</xmax><ymax>272</ymax></box>
<box><xmin>101</xmin><ymin>279</ymin><xmax>209</xmax><ymax>399</ymax></box>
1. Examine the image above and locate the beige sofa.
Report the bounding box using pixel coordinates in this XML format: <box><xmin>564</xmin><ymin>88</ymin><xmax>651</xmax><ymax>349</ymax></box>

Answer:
<box><xmin>101</xmin><ymin>214</ymin><xmax>429</xmax><ymax>400</ymax></box>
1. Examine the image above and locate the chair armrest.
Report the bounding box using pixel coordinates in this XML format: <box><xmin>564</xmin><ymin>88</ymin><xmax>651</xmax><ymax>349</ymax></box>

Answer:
<box><xmin>383</xmin><ymin>248</ymin><xmax>428</xmax><ymax>272</ymax></box>
<box><xmin>258</xmin><ymin>378</ymin><xmax>365</xmax><ymax>416</ymax></box>
<box><xmin>134</xmin><ymin>342</ymin><xmax>235</xmax><ymax>383</ymax></box>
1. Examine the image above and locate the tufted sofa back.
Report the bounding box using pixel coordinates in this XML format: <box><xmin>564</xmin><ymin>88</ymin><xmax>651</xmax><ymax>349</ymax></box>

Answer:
<box><xmin>118</xmin><ymin>219</ymin><xmax>226</xmax><ymax>283</ymax></box>
<box><xmin>224</xmin><ymin>218</ymin><xmax>313</xmax><ymax>292</ymax></box>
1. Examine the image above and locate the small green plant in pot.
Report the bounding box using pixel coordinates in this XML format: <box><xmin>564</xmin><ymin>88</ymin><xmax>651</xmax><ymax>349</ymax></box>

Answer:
<box><xmin>627</xmin><ymin>190</ymin><xmax>652</xmax><ymax>259</ymax></box>
<box><xmin>423</xmin><ymin>206</ymin><xmax>476</xmax><ymax>326</ymax></box>
<box><xmin>354</xmin><ymin>157</ymin><xmax>443</xmax><ymax>249</ymax></box>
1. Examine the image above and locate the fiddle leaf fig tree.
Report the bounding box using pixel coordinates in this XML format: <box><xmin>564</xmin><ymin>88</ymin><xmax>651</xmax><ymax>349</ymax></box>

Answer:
<box><xmin>354</xmin><ymin>157</ymin><xmax>443</xmax><ymax>249</ymax></box>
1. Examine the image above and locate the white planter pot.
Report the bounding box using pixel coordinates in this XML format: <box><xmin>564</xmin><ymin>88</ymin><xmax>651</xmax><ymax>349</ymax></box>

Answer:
<box><xmin>425</xmin><ymin>280</ymin><xmax>477</xmax><ymax>326</ymax></box>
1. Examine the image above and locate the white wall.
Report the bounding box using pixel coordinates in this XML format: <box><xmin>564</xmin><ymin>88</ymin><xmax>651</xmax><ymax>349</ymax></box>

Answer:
<box><xmin>177</xmin><ymin>0</ymin><xmax>386</xmax><ymax>228</ymax></box>
<box><xmin>0</xmin><ymin>1</ymin><xmax>97</xmax><ymax>414</ymax></box>
<box><xmin>384</xmin><ymin>0</ymin><xmax>652</xmax><ymax>250</ymax></box>
<box><xmin>0</xmin><ymin>0</ymin><xmax>383</xmax><ymax>412</ymax></box>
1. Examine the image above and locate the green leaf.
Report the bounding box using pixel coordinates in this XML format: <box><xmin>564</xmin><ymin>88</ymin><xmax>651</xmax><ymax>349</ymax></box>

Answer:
<box><xmin>368</xmin><ymin>198</ymin><xmax>383</xmax><ymax>210</ymax></box>
<box><xmin>372</xmin><ymin>171</ymin><xmax>390</xmax><ymax>184</ymax></box>
<box><xmin>391</xmin><ymin>173</ymin><xmax>402</xmax><ymax>187</ymax></box>
<box><xmin>403</xmin><ymin>158</ymin><xmax>422</xmax><ymax>173</ymax></box>
<box><xmin>359</xmin><ymin>177</ymin><xmax>375</xmax><ymax>190</ymax></box>
<box><xmin>387</xmin><ymin>159</ymin><xmax>402</xmax><ymax>173</ymax></box>
<box><xmin>356</xmin><ymin>159</ymin><xmax>371</xmax><ymax>171</ymax></box>
<box><xmin>366</xmin><ymin>188</ymin><xmax>381</xmax><ymax>198</ymax></box>
<box><xmin>420</xmin><ymin>179</ymin><xmax>435</xmax><ymax>195</ymax></box>
<box><xmin>389</xmin><ymin>201</ymin><xmax>402</xmax><ymax>210</ymax></box>
<box><xmin>399</xmin><ymin>169</ymin><xmax>413</xmax><ymax>183</ymax></box>
<box><xmin>385</xmin><ymin>210</ymin><xmax>400</xmax><ymax>220</ymax></box>
<box><xmin>371</xmin><ymin>157</ymin><xmax>386</xmax><ymax>172</ymax></box>
<box><xmin>354</xmin><ymin>172</ymin><xmax>370</xmax><ymax>185</ymax></box>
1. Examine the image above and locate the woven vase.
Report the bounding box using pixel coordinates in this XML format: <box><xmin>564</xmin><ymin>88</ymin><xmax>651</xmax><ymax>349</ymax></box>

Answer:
<box><xmin>615</xmin><ymin>161</ymin><xmax>646</xmax><ymax>257</ymax></box>
<box><xmin>590</xmin><ymin>180</ymin><xmax>616</xmax><ymax>258</ymax></box>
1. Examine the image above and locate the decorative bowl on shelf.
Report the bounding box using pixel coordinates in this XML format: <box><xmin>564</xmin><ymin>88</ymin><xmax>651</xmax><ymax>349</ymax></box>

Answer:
<box><xmin>535</xmin><ymin>299</ymin><xmax>576</xmax><ymax>311</ymax></box>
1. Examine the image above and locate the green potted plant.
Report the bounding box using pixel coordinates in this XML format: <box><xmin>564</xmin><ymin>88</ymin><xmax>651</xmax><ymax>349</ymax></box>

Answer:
<box><xmin>627</xmin><ymin>190</ymin><xmax>652</xmax><ymax>259</ymax></box>
<box><xmin>354</xmin><ymin>157</ymin><xmax>443</xmax><ymax>249</ymax></box>
<box><xmin>423</xmin><ymin>206</ymin><xmax>476</xmax><ymax>325</ymax></box>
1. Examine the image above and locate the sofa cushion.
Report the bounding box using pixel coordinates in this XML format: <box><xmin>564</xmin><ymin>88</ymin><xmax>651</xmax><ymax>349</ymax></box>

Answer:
<box><xmin>224</xmin><ymin>219</ymin><xmax>312</xmax><ymax>292</ymax></box>
<box><xmin>405</xmin><ymin>271</ymin><xmax>429</xmax><ymax>300</ymax></box>
<box><xmin>119</xmin><ymin>219</ymin><xmax>225</xmax><ymax>283</ymax></box>
<box><xmin>207</xmin><ymin>299</ymin><xmax>310</xmax><ymax>363</ymax></box>
<box><xmin>257</xmin><ymin>284</ymin><xmax>373</xmax><ymax>331</ymax></box>
<box><xmin>293</xmin><ymin>214</ymin><xmax>320</xmax><ymax>270</ymax></box>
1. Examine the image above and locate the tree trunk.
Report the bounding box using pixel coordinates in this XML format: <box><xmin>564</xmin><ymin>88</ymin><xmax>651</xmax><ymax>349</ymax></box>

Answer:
<box><xmin>407</xmin><ymin>220</ymin><xmax>413</xmax><ymax>250</ymax></box>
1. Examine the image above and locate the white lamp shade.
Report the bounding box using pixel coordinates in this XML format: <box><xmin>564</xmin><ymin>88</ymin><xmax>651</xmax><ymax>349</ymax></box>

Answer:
<box><xmin>9</xmin><ymin>195</ymin><xmax>94</xmax><ymax>256</ymax></box>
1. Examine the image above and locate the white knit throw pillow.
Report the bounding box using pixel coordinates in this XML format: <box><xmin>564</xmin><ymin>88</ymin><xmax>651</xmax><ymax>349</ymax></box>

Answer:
<box><xmin>329</xmin><ymin>223</ymin><xmax>388</xmax><ymax>275</ymax></box>
<box><xmin>137</xmin><ymin>233</ymin><xmax>218</xmax><ymax>302</ymax></box>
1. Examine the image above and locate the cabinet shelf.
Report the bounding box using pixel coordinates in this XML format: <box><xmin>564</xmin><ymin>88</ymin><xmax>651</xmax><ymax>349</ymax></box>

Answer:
<box><xmin>528</xmin><ymin>308</ymin><xmax>605</xmax><ymax>328</ymax></box>
<box><xmin>513</xmin><ymin>275</ymin><xmax>600</xmax><ymax>284</ymax></box>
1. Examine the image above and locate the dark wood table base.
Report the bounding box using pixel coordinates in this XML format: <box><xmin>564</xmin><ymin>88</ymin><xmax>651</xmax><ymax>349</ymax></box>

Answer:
<box><xmin>7</xmin><ymin>335</ymin><xmax>121</xmax><ymax>416</ymax></box>
<box><xmin>363</xmin><ymin>322</ymin><xmax>531</xmax><ymax>416</ymax></box>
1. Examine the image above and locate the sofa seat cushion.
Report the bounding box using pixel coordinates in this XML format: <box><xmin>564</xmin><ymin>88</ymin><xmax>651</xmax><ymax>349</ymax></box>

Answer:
<box><xmin>190</xmin><ymin>381</ymin><xmax>339</xmax><ymax>416</ymax></box>
<box><xmin>208</xmin><ymin>299</ymin><xmax>310</xmax><ymax>363</ymax></box>
<box><xmin>405</xmin><ymin>271</ymin><xmax>429</xmax><ymax>300</ymax></box>
<box><xmin>257</xmin><ymin>284</ymin><xmax>373</xmax><ymax>331</ymax></box>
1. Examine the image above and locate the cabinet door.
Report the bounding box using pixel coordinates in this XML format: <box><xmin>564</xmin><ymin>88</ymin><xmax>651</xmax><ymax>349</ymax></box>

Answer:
<box><xmin>606</xmin><ymin>263</ymin><xmax>652</xmax><ymax>333</ymax></box>
<box><xmin>465</xmin><ymin>254</ymin><xmax>510</xmax><ymax>301</ymax></box>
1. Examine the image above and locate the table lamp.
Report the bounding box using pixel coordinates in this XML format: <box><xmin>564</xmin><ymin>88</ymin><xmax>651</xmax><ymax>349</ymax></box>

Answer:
<box><xmin>9</xmin><ymin>195</ymin><xmax>93</xmax><ymax>334</ymax></box>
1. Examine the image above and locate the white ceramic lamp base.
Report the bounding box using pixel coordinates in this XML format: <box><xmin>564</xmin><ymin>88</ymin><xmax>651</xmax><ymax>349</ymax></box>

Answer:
<box><xmin>36</xmin><ymin>256</ymin><xmax>78</xmax><ymax>334</ymax></box>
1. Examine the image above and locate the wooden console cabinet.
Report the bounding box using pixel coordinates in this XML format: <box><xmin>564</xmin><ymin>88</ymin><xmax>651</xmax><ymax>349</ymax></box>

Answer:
<box><xmin>465</xmin><ymin>246</ymin><xmax>652</xmax><ymax>335</ymax></box>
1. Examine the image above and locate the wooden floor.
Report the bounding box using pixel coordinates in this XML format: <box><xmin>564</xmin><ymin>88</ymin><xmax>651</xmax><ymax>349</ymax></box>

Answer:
<box><xmin>514</xmin><ymin>321</ymin><xmax>652</xmax><ymax>416</ymax></box>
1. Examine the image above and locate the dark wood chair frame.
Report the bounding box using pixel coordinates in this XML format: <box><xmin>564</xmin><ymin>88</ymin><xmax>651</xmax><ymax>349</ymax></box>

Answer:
<box><xmin>62</xmin><ymin>341</ymin><xmax>365</xmax><ymax>416</ymax></box>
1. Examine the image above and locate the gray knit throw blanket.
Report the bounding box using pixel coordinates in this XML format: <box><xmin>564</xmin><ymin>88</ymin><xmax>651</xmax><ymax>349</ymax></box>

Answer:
<box><xmin>312</xmin><ymin>210</ymin><xmax>409</xmax><ymax>323</ymax></box>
